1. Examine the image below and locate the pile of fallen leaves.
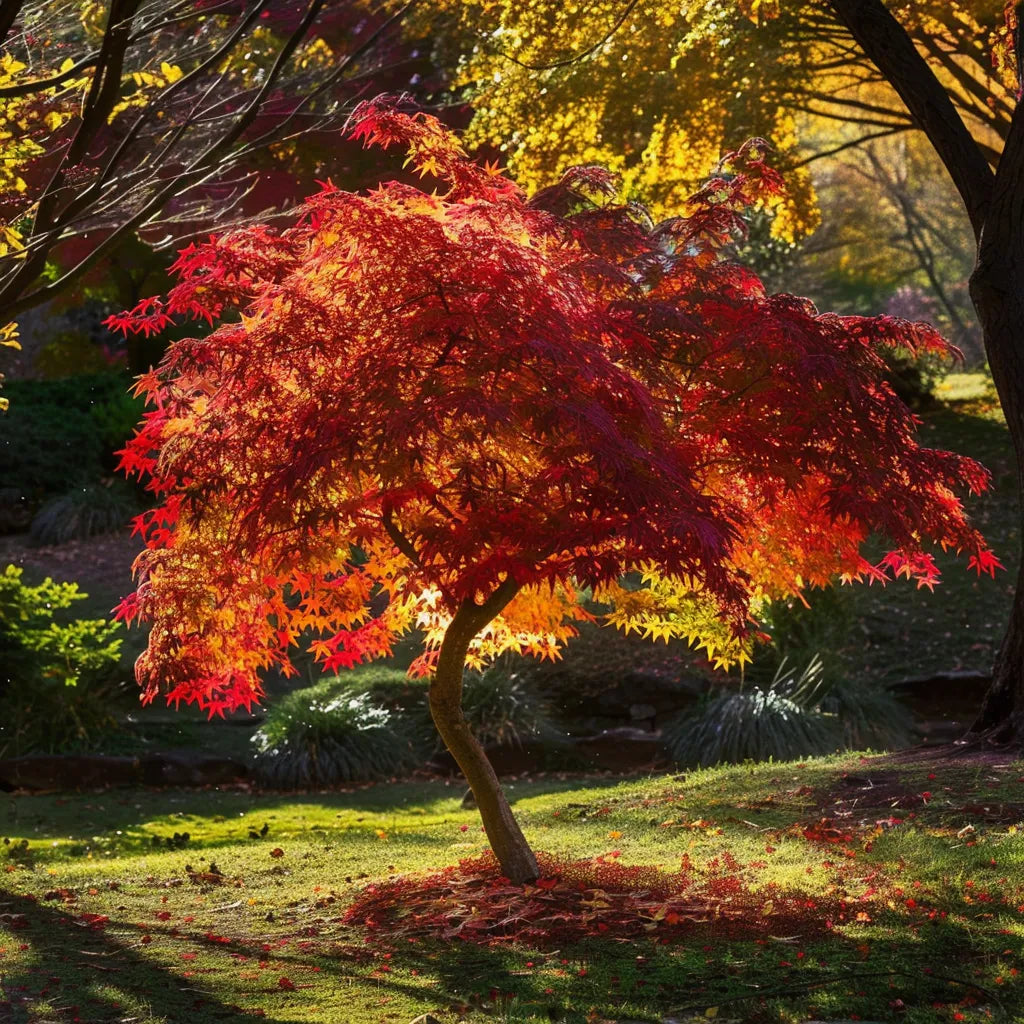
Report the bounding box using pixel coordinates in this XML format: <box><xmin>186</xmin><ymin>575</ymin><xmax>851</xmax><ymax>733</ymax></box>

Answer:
<box><xmin>343</xmin><ymin>851</ymin><xmax>840</xmax><ymax>949</ymax></box>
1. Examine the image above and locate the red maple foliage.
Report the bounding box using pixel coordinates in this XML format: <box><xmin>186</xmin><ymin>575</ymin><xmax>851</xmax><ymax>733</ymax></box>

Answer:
<box><xmin>108</xmin><ymin>96</ymin><xmax>997</xmax><ymax>718</ymax></box>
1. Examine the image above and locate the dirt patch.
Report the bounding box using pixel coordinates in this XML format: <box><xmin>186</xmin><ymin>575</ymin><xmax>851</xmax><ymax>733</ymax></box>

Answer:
<box><xmin>0</xmin><ymin>529</ymin><xmax>138</xmax><ymax>603</ymax></box>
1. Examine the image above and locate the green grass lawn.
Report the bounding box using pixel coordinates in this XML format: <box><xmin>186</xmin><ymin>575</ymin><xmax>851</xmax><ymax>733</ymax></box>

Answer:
<box><xmin>2</xmin><ymin>753</ymin><xmax>1024</xmax><ymax>1023</ymax></box>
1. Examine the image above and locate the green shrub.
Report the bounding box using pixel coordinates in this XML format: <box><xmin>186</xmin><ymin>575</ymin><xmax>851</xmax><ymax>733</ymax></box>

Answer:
<box><xmin>341</xmin><ymin>665</ymin><xmax>430</xmax><ymax>713</ymax></box>
<box><xmin>755</xmin><ymin>587</ymin><xmax>852</xmax><ymax>686</ymax></box>
<box><xmin>662</xmin><ymin>657</ymin><xmax>836</xmax><ymax>767</ymax></box>
<box><xmin>0</xmin><ymin>400</ymin><xmax>102</xmax><ymax>498</ymax></box>
<box><xmin>258</xmin><ymin>660</ymin><xmax>564</xmax><ymax>786</ymax></box>
<box><xmin>459</xmin><ymin>662</ymin><xmax>564</xmax><ymax>748</ymax></box>
<box><xmin>524</xmin><ymin>620</ymin><xmax>704</xmax><ymax>700</ymax></box>
<box><xmin>0</xmin><ymin>565</ymin><xmax>126</xmax><ymax>756</ymax></box>
<box><xmin>880</xmin><ymin>348</ymin><xmax>943</xmax><ymax>409</ymax></box>
<box><xmin>89</xmin><ymin>386</ymin><xmax>146</xmax><ymax>455</ymax></box>
<box><xmin>748</xmin><ymin>587</ymin><xmax>916</xmax><ymax>752</ymax></box>
<box><xmin>251</xmin><ymin>676</ymin><xmax>420</xmax><ymax>787</ymax></box>
<box><xmin>30</xmin><ymin>481</ymin><xmax>140</xmax><ymax>545</ymax></box>
<box><xmin>35</xmin><ymin>329</ymin><xmax>115</xmax><ymax>378</ymax></box>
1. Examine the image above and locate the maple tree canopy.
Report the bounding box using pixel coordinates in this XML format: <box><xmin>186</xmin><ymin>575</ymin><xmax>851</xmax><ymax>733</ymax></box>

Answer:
<box><xmin>109</xmin><ymin>98</ymin><xmax>999</xmax><ymax>717</ymax></box>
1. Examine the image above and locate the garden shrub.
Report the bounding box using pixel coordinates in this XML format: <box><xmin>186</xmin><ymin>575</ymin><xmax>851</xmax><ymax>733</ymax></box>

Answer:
<box><xmin>0</xmin><ymin>399</ymin><xmax>102</xmax><ymax>499</ymax></box>
<box><xmin>341</xmin><ymin>664</ymin><xmax>429</xmax><ymax>713</ymax></box>
<box><xmin>880</xmin><ymin>347</ymin><xmax>943</xmax><ymax>409</ymax></box>
<box><xmin>752</xmin><ymin>588</ymin><xmax>916</xmax><ymax>751</ymax></box>
<box><xmin>460</xmin><ymin>662</ymin><xmax>564</xmax><ymax>748</ymax></box>
<box><xmin>521</xmin><ymin>619</ymin><xmax>708</xmax><ymax>725</ymax></box>
<box><xmin>0</xmin><ymin>565</ymin><xmax>126</xmax><ymax>757</ymax></box>
<box><xmin>251</xmin><ymin>675</ymin><xmax>420</xmax><ymax>787</ymax></box>
<box><xmin>400</xmin><ymin>659</ymin><xmax>564</xmax><ymax>752</ymax></box>
<box><xmin>819</xmin><ymin>678</ymin><xmax>917</xmax><ymax>750</ymax></box>
<box><xmin>253</xmin><ymin>661</ymin><xmax>565</xmax><ymax>786</ymax></box>
<box><xmin>34</xmin><ymin>328</ymin><xmax>116</xmax><ymax>378</ymax></box>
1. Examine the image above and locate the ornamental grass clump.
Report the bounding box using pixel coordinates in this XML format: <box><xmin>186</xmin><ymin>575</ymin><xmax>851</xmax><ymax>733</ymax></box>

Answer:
<box><xmin>30</xmin><ymin>481</ymin><xmax>140</xmax><ymax>546</ymax></box>
<box><xmin>662</xmin><ymin>657</ymin><xmax>837</xmax><ymax>766</ymax></box>
<box><xmin>820</xmin><ymin>678</ymin><xmax>916</xmax><ymax>751</ymax></box>
<box><xmin>251</xmin><ymin>678</ymin><xmax>418</xmax><ymax>787</ymax></box>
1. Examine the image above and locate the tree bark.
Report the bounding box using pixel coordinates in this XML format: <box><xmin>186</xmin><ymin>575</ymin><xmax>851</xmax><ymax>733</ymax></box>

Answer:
<box><xmin>966</xmin><ymin>99</ymin><xmax>1024</xmax><ymax>743</ymax></box>
<box><xmin>428</xmin><ymin>581</ymin><xmax>539</xmax><ymax>884</ymax></box>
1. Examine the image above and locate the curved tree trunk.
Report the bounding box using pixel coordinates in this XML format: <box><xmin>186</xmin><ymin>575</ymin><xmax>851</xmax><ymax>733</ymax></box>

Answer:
<box><xmin>428</xmin><ymin>582</ymin><xmax>539</xmax><ymax>884</ymax></box>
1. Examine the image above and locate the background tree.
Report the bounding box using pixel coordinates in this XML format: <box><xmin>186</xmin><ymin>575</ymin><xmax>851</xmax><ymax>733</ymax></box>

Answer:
<box><xmin>0</xmin><ymin>0</ymin><xmax>419</xmax><ymax>340</ymax></box>
<box><xmin>110</xmin><ymin>100</ymin><xmax>997</xmax><ymax>883</ymax></box>
<box><xmin>425</xmin><ymin>1</ymin><xmax>1013</xmax><ymax>235</ymax></box>
<box><xmin>778</xmin><ymin>137</ymin><xmax>980</xmax><ymax>359</ymax></box>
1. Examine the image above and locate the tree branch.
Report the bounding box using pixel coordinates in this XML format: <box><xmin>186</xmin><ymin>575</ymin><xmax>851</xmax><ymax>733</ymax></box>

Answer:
<box><xmin>381</xmin><ymin>509</ymin><xmax>423</xmax><ymax>568</ymax></box>
<box><xmin>826</xmin><ymin>0</ymin><xmax>994</xmax><ymax>238</ymax></box>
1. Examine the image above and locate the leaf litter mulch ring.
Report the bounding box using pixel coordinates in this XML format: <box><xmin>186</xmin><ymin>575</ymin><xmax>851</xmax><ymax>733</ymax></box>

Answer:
<box><xmin>343</xmin><ymin>851</ymin><xmax>844</xmax><ymax>949</ymax></box>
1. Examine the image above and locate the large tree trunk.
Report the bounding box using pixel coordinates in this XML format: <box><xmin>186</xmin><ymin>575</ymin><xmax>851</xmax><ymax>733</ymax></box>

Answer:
<box><xmin>967</xmin><ymin>104</ymin><xmax>1024</xmax><ymax>740</ymax></box>
<box><xmin>428</xmin><ymin>584</ymin><xmax>539</xmax><ymax>884</ymax></box>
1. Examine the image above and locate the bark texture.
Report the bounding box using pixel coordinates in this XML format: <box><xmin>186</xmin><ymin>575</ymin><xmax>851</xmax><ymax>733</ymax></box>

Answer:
<box><xmin>428</xmin><ymin>582</ymin><xmax>539</xmax><ymax>884</ymax></box>
<box><xmin>967</xmin><ymin>99</ymin><xmax>1024</xmax><ymax>742</ymax></box>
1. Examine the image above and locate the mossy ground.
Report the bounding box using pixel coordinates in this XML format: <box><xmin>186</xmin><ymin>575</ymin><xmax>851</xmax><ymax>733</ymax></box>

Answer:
<box><xmin>2</xmin><ymin>752</ymin><xmax>1024</xmax><ymax>1023</ymax></box>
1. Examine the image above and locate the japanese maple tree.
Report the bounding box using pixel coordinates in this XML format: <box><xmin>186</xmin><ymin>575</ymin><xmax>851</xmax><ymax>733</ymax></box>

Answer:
<box><xmin>110</xmin><ymin>98</ymin><xmax>997</xmax><ymax>884</ymax></box>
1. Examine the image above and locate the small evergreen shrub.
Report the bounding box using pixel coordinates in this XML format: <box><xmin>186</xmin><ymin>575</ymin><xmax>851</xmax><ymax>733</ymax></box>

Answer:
<box><xmin>30</xmin><ymin>481</ymin><xmax>140</xmax><ymax>545</ymax></box>
<box><xmin>251</xmin><ymin>676</ymin><xmax>420</xmax><ymax>787</ymax></box>
<box><xmin>0</xmin><ymin>565</ymin><xmax>126</xmax><ymax>756</ymax></box>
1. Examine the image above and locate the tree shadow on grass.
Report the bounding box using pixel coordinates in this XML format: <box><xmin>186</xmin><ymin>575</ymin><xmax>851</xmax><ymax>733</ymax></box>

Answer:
<box><xmin>351</xmin><ymin>906</ymin><xmax>1020</xmax><ymax>1024</ymax></box>
<box><xmin>3</xmin><ymin>865</ymin><xmax>1018</xmax><ymax>1024</ymax></box>
<box><xmin>0</xmin><ymin>888</ymin><xmax>277</xmax><ymax>1024</ymax></box>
